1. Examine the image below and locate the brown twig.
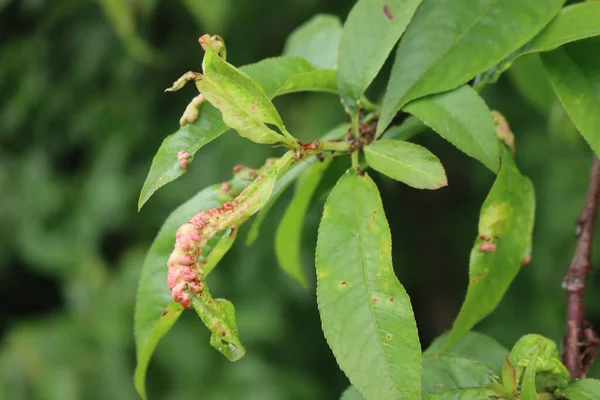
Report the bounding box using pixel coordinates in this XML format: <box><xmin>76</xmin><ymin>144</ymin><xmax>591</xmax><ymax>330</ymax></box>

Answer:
<box><xmin>561</xmin><ymin>155</ymin><xmax>600</xmax><ymax>379</ymax></box>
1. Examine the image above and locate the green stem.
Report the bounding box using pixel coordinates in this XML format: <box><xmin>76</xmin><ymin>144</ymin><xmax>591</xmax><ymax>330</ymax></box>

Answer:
<box><xmin>320</xmin><ymin>140</ymin><xmax>351</xmax><ymax>152</ymax></box>
<box><xmin>351</xmin><ymin>110</ymin><xmax>360</xmax><ymax>139</ymax></box>
<box><xmin>359</xmin><ymin>96</ymin><xmax>379</xmax><ymax>113</ymax></box>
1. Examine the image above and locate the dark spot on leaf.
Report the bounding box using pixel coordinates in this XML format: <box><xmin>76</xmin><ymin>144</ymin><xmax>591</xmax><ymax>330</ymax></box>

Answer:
<box><xmin>383</xmin><ymin>4</ymin><xmax>393</xmax><ymax>20</ymax></box>
<box><xmin>436</xmin><ymin>384</ymin><xmax>443</xmax><ymax>389</ymax></box>
<box><xmin>375</xmin><ymin>274</ymin><xmax>380</xmax><ymax>279</ymax></box>
<box><xmin>372</xmin><ymin>297</ymin><xmax>379</xmax><ymax>303</ymax></box>
<box><xmin>386</xmin><ymin>334</ymin><xmax>392</xmax><ymax>340</ymax></box>
<box><xmin>340</xmin><ymin>281</ymin><xmax>348</xmax><ymax>287</ymax></box>
<box><xmin>470</xmin><ymin>269</ymin><xmax>488</xmax><ymax>284</ymax></box>
<box><xmin>479</xmin><ymin>234</ymin><xmax>490</xmax><ymax>241</ymax></box>
<box><xmin>161</xmin><ymin>309</ymin><xmax>169</xmax><ymax>317</ymax></box>
<box><xmin>388</xmin><ymin>297</ymin><xmax>394</xmax><ymax>303</ymax></box>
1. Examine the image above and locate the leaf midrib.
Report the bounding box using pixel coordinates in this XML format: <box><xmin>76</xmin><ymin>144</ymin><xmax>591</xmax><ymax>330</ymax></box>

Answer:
<box><xmin>353</xmin><ymin>176</ymin><xmax>397</xmax><ymax>397</ymax></box>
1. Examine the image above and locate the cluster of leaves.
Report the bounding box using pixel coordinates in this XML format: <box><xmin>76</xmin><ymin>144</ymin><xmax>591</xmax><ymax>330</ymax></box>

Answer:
<box><xmin>136</xmin><ymin>1</ymin><xmax>600</xmax><ymax>399</ymax></box>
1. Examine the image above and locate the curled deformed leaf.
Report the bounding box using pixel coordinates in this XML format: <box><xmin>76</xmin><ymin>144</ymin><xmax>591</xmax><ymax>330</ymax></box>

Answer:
<box><xmin>190</xmin><ymin>294</ymin><xmax>245</xmax><ymax>361</ymax></box>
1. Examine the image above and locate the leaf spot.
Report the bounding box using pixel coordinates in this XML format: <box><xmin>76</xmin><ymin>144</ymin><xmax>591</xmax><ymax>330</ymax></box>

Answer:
<box><xmin>388</xmin><ymin>297</ymin><xmax>394</xmax><ymax>304</ymax></box>
<box><xmin>386</xmin><ymin>334</ymin><xmax>392</xmax><ymax>340</ymax></box>
<box><xmin>470</xmin><ymin>269</ymin><xmax>488</xmax><ymax>284</ymax></box>
<box><xmin>372</xmin><ymin>297</ymin><xmax>379</xmax><ymax>303</ymax></box>
<box><xmin>160</xmin><ymin>309</ymin><xmax>169</xmax><ymax>317</ymax></box>
<box><xmin>340</xmin><ymin>281</ymin><xmax>348</xmax><ymax>287</ymax></box>
<box><xmin>383</xmin><ymin>4</ymin><xmax>393</xmax><ymax>20</ymax></box>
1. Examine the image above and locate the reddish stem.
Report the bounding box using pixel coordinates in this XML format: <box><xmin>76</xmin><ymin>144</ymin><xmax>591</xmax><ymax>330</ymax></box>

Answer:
<box><xmin>562</xmin><ymin>155</ymin><xmax>600</xmax><ymax>379</ymax></box>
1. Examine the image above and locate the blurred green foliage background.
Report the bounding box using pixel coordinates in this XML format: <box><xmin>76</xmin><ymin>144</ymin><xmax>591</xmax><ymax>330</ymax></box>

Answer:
<box><xmin>0</xmin><ymin>0</ymin><xmax>598</xmax><ymax>399</ymax></box>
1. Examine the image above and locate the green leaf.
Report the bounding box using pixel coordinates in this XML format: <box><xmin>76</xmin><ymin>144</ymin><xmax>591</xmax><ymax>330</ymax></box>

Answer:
<box><xmin>134</xmin><ymin>301</ymin><xmax>184</xmax><ymax>400</ymax></box>
<box><xmin>275</xmin><ymin>159</ymin><xmax>331</xmax><ymax>287</ymax></box>
<box><xmin>521</xmin><ymin>345</ymin><xmax>540</xmax><ymax>400</ymax></box>
<box><xmin>316</xmin><ymin>170</ymin><xmax>421</xmax><ymax>400</ymax></box>
<box><xmin>283</xmin><ymin>14</ymin><xmax>342</xmax><ymax>69</ymax></box>
<box><xmin>364</xmin><ymin>139</ymin><xmax>447</xmax><ymax>189</ymax></box>
<box><xmin>246</xmin><ymin>124</ymin><xmax>349</xmax><ymax>245</ymax></box>
<box><xmin>337</xmin><ymin>0</ymin><xmax>422</xmax><ymax>104</ymax></box>
<box><xmin>502</xmin><ymin>356</ymin><xmax>517</xmax><ymax>393</ymax></box>
<box><xmin>524</xmin><ymin>2</ymin><xmax>600</xmax><ymax>56</ymax></box>
<box><xmin>559</xmin><ymin>379</ymin><xmax>600</xmax><ymax>400</ymax></box>
<box><xmin>509</xmin><ymin>334</ymin><xmax>570</xmax><ymax>392</ymax></box>
<box><xmin>381</xmin><ymin>116</ymin><xmax>428</xmax><ymax>142</ymax></box>
<box><xmin>446</xmin><ymin>147</ymin><xmax>535</xmax><ymax>347</ymax></box>
<box><xmin>242</xmin><ymin>56</ymin><xmax>315</xmax><ymax>98</ymax></box>
<box><xmin>425</xmin><ymin>331</ymin><xmax>509</xmax><ymax>375</ymax></box>
<box><xmin>197</xmin><ymin>44</ymin><xmax>286</xmax><ymax>145</ymax></box>
<box><xmin>340</xmin><ymin>386</ymin><xmax>365</xmax><ymax>400</ymax></box>
<box><xmin>423</xmin><ymin>332</ymin><xmax>506</xmax><ymax>399</ymax></box>
<box><xmin>137</xmin><ymin>104</ymin><xmax>228</xmax><ymax>210</ymax></box>
<box><xmin>377</xmin><ymin>0</ymin><xmax>564</xmax><ymax>135</ymax></box>
<box><xmin>404</xmin><ymin>85</ymin><xmax>499</xmax><ymax>173</ymax></box>
<box><xmin>190</xmin><ymin>295</ymin><xmax>245</xmax><ymax>362</ymax></box>
<box><xmin>507</xmin><ymin>54</ymin><xmax>556</xmax><ymax>115</ymax></box>
<box><xmin>541</xmin><ymin>38</ymin><xmax>600</xmax><ymax>157</ymax></box>
<box><xmin>275</xmin><ymin>69</ymin><xmax>338</xmax><ymax>96</ymax></box>
<box><xmin>139</xmin><ymin>56</ymin><xmax>312</xmax><ymax>209</ymax></box>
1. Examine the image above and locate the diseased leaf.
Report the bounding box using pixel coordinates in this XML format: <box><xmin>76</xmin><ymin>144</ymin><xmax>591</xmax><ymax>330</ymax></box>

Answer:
<box><xmin>337</xmin><ymin>0</ymin><xmax>422</xmax><ymax>104</ymax></box>
<box><xmin>446</xmin><ymin>147</ymin><xmax>535</xmax><ymax>347</ymax></box>
<box><xmin>364</xmin><ymin>139</ymin><xmax>447</xmax><ymax>189</ymax></box>
<box><xmin>404</xmin><ymin>85</ymin><xmax>499</xmax><ymax>172</ymax></box>
<box><xmin>275</xmin><ymin>159</ymin><xmax>331</xmax><ymax>287</ymax></box>
<box><xmin>521</xmin><ymin>345</ymin><xmax>540</xmax><ymax>400</ymax></box>
<box><xmin>283</xmin><ymin>14</ymin><xmax>342</xmax><ymax>69</ymax></box>
<box><xmin>200</xmin><ymin>227</ymin><xmax>238</xmax><ymax>277</ymax></box>
<box><xmin>377</xmin><ymin>0</ymin><xmax>564</xmax><ymax>135</ymax></box>
<box><xmin>340</xmin><ymin>386</ymin><xmax>365</xmax><ymax>400</ymax></box>
<box><xmin>134</xmin><ymin>302</ymin><xmax>184</xmax><ymax>400</ymax></box>
<box><xmin>524</xmin><ymin>2</ymin><xmax>600</xmax><ymax>56</ymax></box>
<box><xmin>197</xmin><ymin>42</ymin><xmax>286</xmax><ymax>144</ymax></box>
<box><xmin>275</xmin><ymin>69</ymin><xmax>338</xmax><ymax>96</ymax></box>
<box><xmin>134</xmin><ymin>181</ymin><xmax>249</xmax><ymax>399</ymax></box>
<box><xmin>138</xmin><ymin>104</ymin><xmax>227</xmax><ymax>210</ymax></box>
<box><xmin>190</xmin><ymin>294</ymin><xmax>245</xmax><ymax>362</ymax></box>
<box><xmin>316</xmin><ymin>170</ymin><xmax>421</xmax><ymax>400</ymax></box>
<box><xmin>139</xmin><ymin>56</ymin><xmax>313</xmax><ymax>209</ymax></box>
<box><xmin>541</xmin><ymin>38</ymin><xmax>600</xmax><ymax>157</ymax></box>
<box><xmin>559</xmin><ymin>379</ymin><xmax>600</xmax><ymax>400</ymax></box>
